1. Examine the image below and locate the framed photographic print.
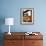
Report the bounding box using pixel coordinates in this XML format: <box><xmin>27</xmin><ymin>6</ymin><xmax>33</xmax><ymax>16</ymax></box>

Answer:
<box><xmin>20</xmin><ymin>8</ymin><xmax>34</xmax><ymax>24</ymax></box>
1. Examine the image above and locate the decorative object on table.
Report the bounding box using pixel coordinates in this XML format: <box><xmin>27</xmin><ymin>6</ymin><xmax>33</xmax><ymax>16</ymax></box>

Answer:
<box><xmin>5</xmin><ymin>18</ymin><xmax>14</xmax><ymax>35</ymax></box>
<box><xmin>20</xmin><ymin>8</ymin><xmax>34</xmax><ymax>24</ymax></box>
<box><xmin>25</xmin><ymin>32</ymin><xmax>38</xmax><ymax>35</ymax></box>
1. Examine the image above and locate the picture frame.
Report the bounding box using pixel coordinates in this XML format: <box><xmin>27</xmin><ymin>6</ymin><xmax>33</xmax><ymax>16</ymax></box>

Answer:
<box><xmin>20</xmin><ymin>8</ymin><xmax>34</xmax><ymax>24</ymax></box>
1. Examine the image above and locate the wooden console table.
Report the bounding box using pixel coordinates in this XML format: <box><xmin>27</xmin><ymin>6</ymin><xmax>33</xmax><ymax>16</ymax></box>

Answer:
<box><xmin>4</xmin><ymin>32</ymin><xmax>43</xmax><ymax>46</ymax></box>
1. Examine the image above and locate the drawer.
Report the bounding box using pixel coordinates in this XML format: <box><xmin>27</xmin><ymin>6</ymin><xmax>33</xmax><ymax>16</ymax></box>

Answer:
<box><xmin>4</xmin><ymin>35</ymin><xmax>24</xmax><ymax>40</ymax></box>
<box><xmin>24</xmin><ymin>40</ymin><xmax>43</xmax><ymax>46</ymax></box>
<box><xmin>4</xmin><ymin>40</ymin><xmax>24</xmax><ymax>46</ymax></box>
<box><xmin>32</xmin><ymin>40</ymin><xmax>43</xmax><ymax>46</ymax></box>
<box><xmin>25</xmin><ymin>35</ymin><xmax>43</xmax><ymax>40</ymax></box>
<box><xmin>4</xmin><ymin>40</ymin><xmax>16</xmax><ymax>46</ymax></box>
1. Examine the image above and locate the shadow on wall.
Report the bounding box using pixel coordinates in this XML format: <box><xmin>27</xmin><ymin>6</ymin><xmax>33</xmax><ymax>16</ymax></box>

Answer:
<box><xmin>0</xmin><ymin>16</ymin><xmax>5</xmax><ymax>46</ymax></box>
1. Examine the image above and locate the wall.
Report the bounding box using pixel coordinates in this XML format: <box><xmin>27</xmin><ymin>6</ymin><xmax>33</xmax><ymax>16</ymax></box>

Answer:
<box><xmin>0</xmin><ymin>0</ymin><xmax>46</xmax><ymax>46</ymax></box>
<box><xmin>0</xmin><ymin>0</ymin><xmax>46</xmax><ymax>32</ymax></box>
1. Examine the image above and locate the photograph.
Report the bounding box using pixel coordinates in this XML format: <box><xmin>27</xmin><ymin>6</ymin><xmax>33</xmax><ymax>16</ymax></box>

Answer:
<box><xmin>20</xmin><ymin>8</ymin><xmax>34</xmax><ymax>24</ymax></box>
